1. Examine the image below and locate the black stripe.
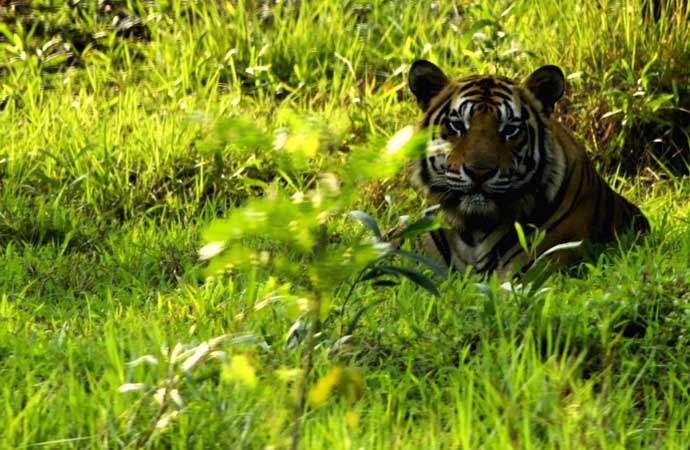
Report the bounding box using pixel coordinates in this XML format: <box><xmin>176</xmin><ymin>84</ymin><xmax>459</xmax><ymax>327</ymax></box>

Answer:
<box><xmin>433</xmin><ymin>102</ymin><xmax>451</xmax><ymax>129</ymax></box>
<box><xmin>591</xmin><ymin>168</ymin><xmax>603</xmax><ymax>230</ymax></box>
<box><xmin>547</xmin><ymin>161</ymin><xmax>576</xmax><ymax>219</ymax></box>
<box><xmin>502</xmin><ymin>100</ymin><xmax>516</xmax><ymax>118</ymax></box>
<box><xmin>492</xmin><ymin>91</ymin><xmax>513</xmax><ymax>102</ymax></box>
<box><xmin>457</xmin><ymin>89</ymin><xmax>488</xmax><ymax>98</ymax></box>
<box><xmin>422</xmin><ymin>97</ymin><xmax>452</xmax><ymax>128</ymax></box>
<box><xmin>545</xmin><ymin>168</ymin><xmax>586</xmax><ymax>233</ymax></box>
<box><xmin>601</xmin><ymin>185</ymin><xmax>614</xmax><ymax>233</ymax></box>
<box><xmin>453</xmin><ymin>99</ymin><xmax>473</xmax><ymax>116</ymax></box>
<box><xmin>516</xmin><ymin>122</ymin><xmax>536</xmax><ymax>173</ymax></box>
<box><xmin>429</xmin><ymin>156</ymin><xmax>440</xmax><ymax>173</ymax></box>
<box><xmin>590</xmin><ymin>173</ymin><xmax>607</xmax><ymax>227</ymax></box>
<box><xmin>501</xmin><ymin>230</ymin><xmax>529</xmax><ymax>268</ymax></box>
<box><xmin>493</xmin><ymin>228</ymin><xmax>520</xmax><ymax>261</ymax></box>
<box><xmin>482</xmin><ymin>252</ymin><xmax>500</xmax><ymax>273</ymax></box>
<box><xmin>429</xmin><ymin>229</ymin><xmax>452</xmax><ymax>267</ymax></box>
<box><xmin>502</xmin><ymin>163</ymin><xmax>583</xmax><ymax>265</ymax></box>
<box><xmin>529</xmin><ymin>160</ymin><xmax>576</xmax><ymax>228</ymax></box>
<box><xmin>460</xmin><ymin>229</ymin><xmax>475</xmax><ymax>246</ymax></box>
<box><xmin>462</xmin><ymin>80</ymin><xmax>512</xmax><ymax>96</ymax></box>
<box><xmin>470</xmin><ymin>228</ymin><xmax>514</xmax><ymax>271</ymax></box>
<box><xmin>419</xmin><ymin>158</ymin><xmax>431</xmax><ymax>185</ymax></box>
<box><xmin>532</xmin><ymin>114</ymin><xmax>547</xmax><ymax>180</ymax></box>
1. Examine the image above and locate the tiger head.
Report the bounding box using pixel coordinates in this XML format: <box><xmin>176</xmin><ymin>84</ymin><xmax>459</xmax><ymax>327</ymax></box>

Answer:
<box><xmin>408</xmin><ymin>60</ymin><xmax>567</xmax><ymax>226</ymax></box>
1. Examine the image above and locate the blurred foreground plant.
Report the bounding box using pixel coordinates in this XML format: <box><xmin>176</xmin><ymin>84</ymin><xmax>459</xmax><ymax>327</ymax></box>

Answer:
<box><xmin>198</xmin><ymin>117</ymin><xmax>440</xmax><ymax>449</ymax></box>
<box><xmin>119</xmin><ymin>116</ymin><xmax>442</xmax><ymax>448</ymax></box>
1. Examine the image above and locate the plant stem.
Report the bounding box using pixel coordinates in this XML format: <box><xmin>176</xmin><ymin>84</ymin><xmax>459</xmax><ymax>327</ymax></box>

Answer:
<box><xmin>339</xmin><ymin>266</ymin><xmax>367</xmax><ymax>337</ymax></box>
<box><xmin>290</xmin><ymin>305</ymin><xmax>321</xmax><ymax>450</ymax></box>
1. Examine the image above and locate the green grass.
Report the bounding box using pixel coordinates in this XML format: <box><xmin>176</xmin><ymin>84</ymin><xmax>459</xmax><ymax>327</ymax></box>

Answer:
<box><xmin>2</xmin><ymin>0</ymin><xmax>690</xmax><ymax>448</ymax></box>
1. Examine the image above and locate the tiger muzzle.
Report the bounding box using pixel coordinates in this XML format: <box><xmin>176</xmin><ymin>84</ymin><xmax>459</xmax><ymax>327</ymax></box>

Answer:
<box><xmin>463</xmin><ymin>163</ymin><xmax>499</xmax><ymax>183</ymax></box>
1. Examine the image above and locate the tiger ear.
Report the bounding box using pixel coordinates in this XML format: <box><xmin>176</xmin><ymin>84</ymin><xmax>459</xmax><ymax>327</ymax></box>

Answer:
<box><xmin>409</xmin><ymin>60</ymin><xmax>449</xmax><ymax>111</ymax></box>
<box><xmin>523</xmin><ymin>65</ymin><xmax>565</xmax><ymax>116</ymax></box>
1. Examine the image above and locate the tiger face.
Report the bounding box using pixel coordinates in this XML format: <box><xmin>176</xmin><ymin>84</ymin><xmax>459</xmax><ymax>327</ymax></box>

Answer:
<box><xmin>409</xmin><ymin>60</ymin><xmax>567</xmax><ymax>225</ymax></box>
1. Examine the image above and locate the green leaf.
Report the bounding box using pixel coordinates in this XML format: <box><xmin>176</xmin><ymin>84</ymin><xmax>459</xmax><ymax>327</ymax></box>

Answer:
<box><xmin>535</xmin><ymin>240</ymin><xmax>583</xmax><ymax>263</ymax></box>
<box><xmin>391</xmin><ymin>248</ymin><xmax>446</xmax><ymax>276</ymax></box>
<box><xmin>378</xmin><ymin>265</ymin><xmax>440</xmax><ymax>297</ymax></box>
<box><xmin>500</xmin><ymin>4</ymin><xmax>516</xmax><ymax>18</ymax></box>
<box><xmin>523</xmin><ymin>259</ymin><xmax>554</xmax><ymax>297</ymax></box>
<box><xmin>360</xmin><ymin>267</ymin><xmax>385</xmax><ymax>282</ymax></box>
<box><xmin>371</xmin><ymin>279</ymin><xmax>399</xmax><ymax>288</ymax></box>
<box><xmin>42</xmin><ymin>52</ymin><xmax>71</xmax><ymax>68</ymax></box>
<box><xmin>0</xmin><ymin>23</ymin><xmax>13</xmax><ymax>42</ymax></box>
<box><xmin>68</xmin><ymin>173</ymin><xmax>89</xmax><ymax>193</ymax></box>
<box><xmin>213</xmin><ymin>149</ymin><xmax>225</xmax><ymax>174</ymax></box>
<box><xmin>347</xmin><ymin>299</ymin><xmax>386</xmax><ymax>335</ymax></box>
<box><xmin>474</xmin><ymin>282</ymin><xmax>494</xmax><ymax>301</ymax></box>
<box><xmin>514</xmin><ymin>222</ymin><xmax>528</xmax><ymax>252</ymax></box>
<box><xmin>349</xmin><ymin>210</ymin><xmax>382</xmax><ymax>239</ymax></box>
<box><xmin>397</xmin><ymin>215</ymin><xmax>444</xmax><ymax>240</ymax></box>
<box><xmin>465</xmin><ymin>19</ymin><xmax>497</xmax><ymax>37</ymax></box>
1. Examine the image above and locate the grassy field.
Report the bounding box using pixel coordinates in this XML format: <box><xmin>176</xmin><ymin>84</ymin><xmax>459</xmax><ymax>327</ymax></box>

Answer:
<box><xmin>2</xmin><ymin>0</ymin><xmax>690</xmax><ymax>448</ymax></box>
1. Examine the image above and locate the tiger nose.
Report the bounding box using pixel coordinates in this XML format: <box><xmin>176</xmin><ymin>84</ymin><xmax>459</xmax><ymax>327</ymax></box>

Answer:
<box><xmin>463</xmin><ymin>164</ymin><xmax>498</xmax><ymax>183</ymax></box>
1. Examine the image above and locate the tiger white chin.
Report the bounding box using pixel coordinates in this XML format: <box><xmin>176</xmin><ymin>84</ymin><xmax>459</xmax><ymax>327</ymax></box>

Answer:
<box><xmin>458</xmin><ymin>193</ymin><xmax>498</xmax><ymax>215</ymax></box>
<box><xmin>446</xmin><ymin>192</ymin><xmax>537</xmax><ymax>228</ymax></box>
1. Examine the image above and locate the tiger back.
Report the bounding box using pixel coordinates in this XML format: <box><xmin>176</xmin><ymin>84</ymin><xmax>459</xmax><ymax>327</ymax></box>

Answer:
<box><xmin>407</xmin><ymin>60</ymin><xmax>649</xmax><ymax>274</ymax></box>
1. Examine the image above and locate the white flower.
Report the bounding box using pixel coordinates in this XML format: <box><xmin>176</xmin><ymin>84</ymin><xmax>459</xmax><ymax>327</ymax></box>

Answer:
<box><xmin>198</xmin><ymin>241</ymin><xmax>225</xmax><ymax>260</ymax></box>
<box><xmin>126</xmin><ymin>355</ymin><xmax>158</xmax><ymax>367</ymax></box>
<box><xmin>385</xmin><ymin>125</ymin><xmax>414</xmax><ymax>154</ymax></box>
<box><xmin>180</xmin><ymin>342</ymin><xmax>209</xmax><ymax>372</ymax></box>
<box><xmin>118</xmin><ymin>383</ymin><xmax>147</xmax><ymax>393</ymax></box>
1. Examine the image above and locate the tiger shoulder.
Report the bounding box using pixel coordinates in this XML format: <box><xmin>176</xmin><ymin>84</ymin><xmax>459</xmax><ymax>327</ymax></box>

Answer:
<box><xmin>405</xmin><ymin>59</ymin><xmax>649</xmax><ymax>274</ymax></box>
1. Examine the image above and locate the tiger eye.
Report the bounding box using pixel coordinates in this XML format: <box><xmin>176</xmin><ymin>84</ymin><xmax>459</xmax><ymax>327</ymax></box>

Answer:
<box><xmin>447</xmin><ymin>117</ymin><xmax>466</xmax><ymax>136</ymax></box>
<box><xmin>500</xmin><ymin>122</ymin><xmax>522</xmax><ymax>140</ymax></box>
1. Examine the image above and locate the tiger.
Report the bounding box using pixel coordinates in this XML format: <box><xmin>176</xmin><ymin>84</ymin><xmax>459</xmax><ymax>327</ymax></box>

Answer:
<box><xmin>406</xmin><ymin>59</ymin><xmax>649</xmax><ymax>274</ymax></box>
